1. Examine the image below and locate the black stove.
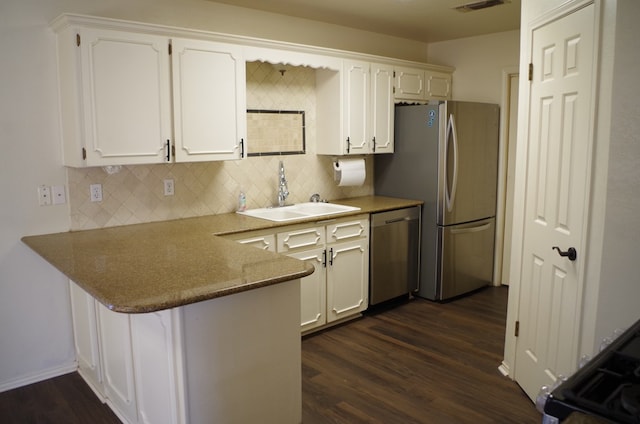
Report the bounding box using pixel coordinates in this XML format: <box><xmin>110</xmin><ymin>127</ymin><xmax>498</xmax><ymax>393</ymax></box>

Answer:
<box><xmin>543</xmin><ymin>318</ymin><xmax>640</xmax><ymax>423</ymax></box>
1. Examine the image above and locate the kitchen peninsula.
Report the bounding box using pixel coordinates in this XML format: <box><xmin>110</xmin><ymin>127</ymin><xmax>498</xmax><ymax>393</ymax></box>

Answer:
<box><xmin>21</xmin><ymin>195</ymin><xmax>420</xmax><ymax>424</ymax></box>
<box><xmin>22</xmin><ymin>214</ymin><xmax>314</xmax><ymax>424</ymax></box>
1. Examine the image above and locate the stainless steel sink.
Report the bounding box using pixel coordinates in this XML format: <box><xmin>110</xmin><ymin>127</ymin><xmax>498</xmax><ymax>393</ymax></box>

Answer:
<box><xmin>237</xmin><ymin>202</ymin><xmax>360</xmax><ymax>222</ymax></box>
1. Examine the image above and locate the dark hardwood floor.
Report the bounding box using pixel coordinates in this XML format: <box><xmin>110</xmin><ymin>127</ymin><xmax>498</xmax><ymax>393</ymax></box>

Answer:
<box><xmin>0</xmin><ymin>286</ymin><xmax>540</xmax><ymax>423</ymax></box>
<box><xmin>302</xmin><ymin>286</ymin><xmax>540</xmax><ymax>423</ymax></box>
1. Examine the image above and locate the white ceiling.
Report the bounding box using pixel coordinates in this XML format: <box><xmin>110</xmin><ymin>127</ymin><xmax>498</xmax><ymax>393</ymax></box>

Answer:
<box><xmin>207</xmin><ymin>0</ymin><xmax>521</xmax><ymax>44</ymax></box>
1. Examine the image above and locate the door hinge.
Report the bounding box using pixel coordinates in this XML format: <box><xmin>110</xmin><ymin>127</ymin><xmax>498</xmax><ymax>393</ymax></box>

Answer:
<box><xmin>76</xmin><ymin>34</ymin><xmax>81</xmax><ymax>47</ymax></box>
<box><xmin>528</xmin><ymin>63</ymin><xmax>533</xmax><ymax>81</ymax></box>
<box><xmin>82</xmin><ymin>147</ymin><xmax>86</xmax><ymax>160</ymax></box>
<box><xmin>514</xmin><ymin>320</ymin><xmax>520</xmax><ymax>337</ymax></box>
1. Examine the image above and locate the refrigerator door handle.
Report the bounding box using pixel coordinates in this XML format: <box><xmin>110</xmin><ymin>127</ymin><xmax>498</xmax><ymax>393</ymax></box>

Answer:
<box><xmin>450</xmin><ymin>222</ymin><xmax>492</xmax><ymax>235</ymax></box>
<box><xmin>445</xmin><ymin>113</ymin><xmax>459</xmax><ymax>212</ymax></box>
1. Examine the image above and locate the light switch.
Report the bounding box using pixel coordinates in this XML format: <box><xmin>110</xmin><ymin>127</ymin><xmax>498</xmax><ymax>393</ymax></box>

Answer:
<box><xmin>38</xmin><ymin>185</ymin><xmax>51</xmax><ymax>206</ymax></box>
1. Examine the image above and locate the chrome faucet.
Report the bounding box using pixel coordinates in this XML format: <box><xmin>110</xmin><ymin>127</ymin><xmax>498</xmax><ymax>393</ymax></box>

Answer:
<box><xmin>277</xmin><ymin>160</ymin><xmax>289</xmax><ymax>207</ymax></box>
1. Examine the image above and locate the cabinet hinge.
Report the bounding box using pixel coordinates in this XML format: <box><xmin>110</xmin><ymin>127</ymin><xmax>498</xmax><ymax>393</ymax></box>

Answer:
<box><xmin>171</xmin><ymin>145</ymin><xmax>175</xmax><ymax>157</ymax></box>
<box><xmin>514</xmin><ymin>320</ymin><xmax>520</xmax><ymax>337</ymax></box>
<box><xmin>76</xmin><ymin>34</ymin><xmax>81</xmax><ymax>47</ymax></box>
<box><xmin>528</xmin><ymin>63</ymin><xmax>533</xmax><ymax>81</ymax></box>
<box><xmin>168</xmin><ymin>43</ymin><xmax>172</xmax><ymax>55</ymax></box>
<box><xmin>82</xmin><ymin>147</ymin><xmax>86</xmax><ymax>160</ymax></box>
<box><xmin>393</xmin><ymin>70</ymin><xmax>396</xmax><ymax>78</ymax></box>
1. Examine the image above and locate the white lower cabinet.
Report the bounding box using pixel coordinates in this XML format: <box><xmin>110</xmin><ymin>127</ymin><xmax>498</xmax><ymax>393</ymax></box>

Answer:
<box><xmin>69</xmin><ymin>281</ymin><xmax>103</xmax><ymax>396</ymax></box>
<box><xmin>326</xmin><ymin>237</ymin><xmax>369</xmax><ymax>322</ymax></box>
<box><xmin>70</xmin><ymin>277</ymin><xmax>301</xmax><ymax>424</ymax></box>
<box><xmin>69</xmin><ymin>281</ymin><xmax>183</xmax><ymax>424</ymax></box>
<box><xmin>97</xmin><ymin>302</ymin><xmax>138</xmax><ymax>423</ymax></box>
<box><xmin>273</xmin><ymin>215</ymin><xmax>369</xmax><ymax>333</ymax></box>
<box><xmin>226</xmin><ymin>215</ymin><xmax>369</xmax><ymax>333</ymax></box>
<box><xmin>130</xmin><ymin>310</ymin><xmax>182</xmax><ymax>424</ymax></box>
<box><xmin>290</xmin><ymin>247</ymin><xmax>327</xmax><ymax>332</ymax></box>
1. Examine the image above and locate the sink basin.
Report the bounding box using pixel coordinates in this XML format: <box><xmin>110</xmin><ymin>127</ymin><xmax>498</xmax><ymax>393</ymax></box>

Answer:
<box><xmin>237</xmin><ymin>202</ymin><xmax>360</xmax><ymax>222</ymax></box>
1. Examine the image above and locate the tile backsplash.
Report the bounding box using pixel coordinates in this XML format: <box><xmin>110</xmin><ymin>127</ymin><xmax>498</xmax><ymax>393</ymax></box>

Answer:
<box><xmin>68</xmin><ymin>62</ymin><xmax>373</xmax><ymax>230</ymax></box>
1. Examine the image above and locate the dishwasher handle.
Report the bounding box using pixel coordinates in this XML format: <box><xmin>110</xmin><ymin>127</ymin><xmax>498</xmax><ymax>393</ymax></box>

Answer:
<box><xmin>385</xmin><ymin>217</ymin><xmax>418</xmax><ymax>225</ymax></box>
<box><xmin>371</xmin><ymin>206</ymin><xmax>421</xmax><ymax>228</ymax></box>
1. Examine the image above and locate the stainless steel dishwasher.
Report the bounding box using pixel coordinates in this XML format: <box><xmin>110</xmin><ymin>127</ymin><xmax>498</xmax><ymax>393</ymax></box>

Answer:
<box><xmin>369</xmin><ymin>206</ymin><xmax>421</xmax><ymax>305</ymax></box>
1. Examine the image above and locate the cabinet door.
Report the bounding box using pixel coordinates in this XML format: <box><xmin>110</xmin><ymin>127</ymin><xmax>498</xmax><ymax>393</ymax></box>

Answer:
<box><xmin>370</xmin><ymin>63</ymin><xmax>394</xmax><ymax>153</ymax></box>
<box><xmin>326</xmin><ymin>238</ymin><xmax>369</xmax><ymax>322</ymax></box>
<box><xmin>172</xmin><ymin>39</ymin><xmax>247</xmax><ymax>162</ymax></box>
<box><xmin>69</xmin><ymin>281</ymin><xmax>103</xmax><ymax>396</ymax></box>
<box><xmin>97</xmin><ymin>303</ymin><xmax>138</xmax><ymax>423</ymax></box>
<box><xmin>131</xmin><ymin>310</ymin><xmax>183</xmax><ymax>424</ymax></box>
<box><xmin>288</xmin><ymin>248</ymin><xmax>327</xmax><ymax>333</ymax></box>
<box><xmin>79</xmin><ymin>28</ymin><xmax>172</xmax><ymax>166</ymax></box>
<box><xmin>343</xmin><ymin>60</ymin><xmax>371</xmax><ymax>154</ymax></box>
<box><xmin>394</xmin><ymin>66</ymin><xmax>425</xmax><ymax>101</ymax></box>
<box><xmin>425</xmin><ymin>70</ymin><xmax>452</xmax><ymax>100</ymax></box>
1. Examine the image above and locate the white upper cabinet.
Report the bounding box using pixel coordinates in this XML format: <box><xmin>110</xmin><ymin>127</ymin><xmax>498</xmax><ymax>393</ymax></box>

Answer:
<box><xmin>394</xmin><ymin>66</ymin><xmax>452</xmax><ymax>102</ymax></box>
<box><xmin>343</xmin><ymin>60</ymin><xmax>370</xmax><ymax>155</ymax></box>
<box><xmin>317</xmin><ymin>60</ymin><xmax>394</xmax><ymax>155</ymax></box>
<box><xmin>370</xmin><ymin>63</ymin><xmax>394</xmax><ymax>154</ymax></box>
<box><xmin>172</xmin><ymin>39</ymin><xmax>246</xmax><ymax>162</ymax></box>
<box><xmin>52</xmin><ymin>14</ymin><xmax>452</xmax><ymax>164</ymax></box>
<box><xmin>394</xmin><ymin>66</ymin><xmax>426</xmax><ymax>101</ymax></box>
<box><xmin>60</xmin><ymin>27</ymin><xmax>173</xmax><ymax>166</ymax></box>
<box><xmin>53</xmin><ymin>18</ymin><xmax>247</xmax><ymax>167</ymax></box>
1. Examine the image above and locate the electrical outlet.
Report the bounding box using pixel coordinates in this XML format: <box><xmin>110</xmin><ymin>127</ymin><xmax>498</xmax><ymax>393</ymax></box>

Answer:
<box><xmin>163</xmin><ymin>179</ymin><xmax>175</xmax><ymax>196</ymax></box>
<box><xmin>38</xmin><ymin>185</ymin><xmax>51</xmax><ymax>206</ymax></box>
<box><xmin>52</xmin><ymin>185</ymin><xmax>66</xmax><ymax>205</ymax></box>
<box><xmin>90</xmin><ymin>184</ymin><xmax>103</xmax><ymax>202</ymax></box>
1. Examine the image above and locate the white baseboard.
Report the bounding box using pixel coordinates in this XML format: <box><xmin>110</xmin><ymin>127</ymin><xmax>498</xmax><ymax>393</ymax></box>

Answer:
<box><xmin>0</xmin><ymin>362</ymin><xmax>77</xmax><ymax>393</ymax></box>
<box><xmin>498</xmin><ymin>361</ymin><xmax>511</xmax><ymax>378</ymax></box>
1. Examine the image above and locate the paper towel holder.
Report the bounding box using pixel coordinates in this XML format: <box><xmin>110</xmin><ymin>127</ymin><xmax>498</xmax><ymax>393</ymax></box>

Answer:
<box><xmin>332</xmin><ymin>156</ymin><xmax>367</xmax><ymax>187</ymax></box>
<box><xmin>332</xmin><ymin>155</ymin><xmax>366</xmax><ymax>167</ymax></box>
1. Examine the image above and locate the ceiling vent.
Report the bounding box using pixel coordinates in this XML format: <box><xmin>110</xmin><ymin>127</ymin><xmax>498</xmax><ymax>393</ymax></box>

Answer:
<box><xmin>452</xmin><ymin>0</ymin><xmax>510</xmax><ymax>12</ymax></box>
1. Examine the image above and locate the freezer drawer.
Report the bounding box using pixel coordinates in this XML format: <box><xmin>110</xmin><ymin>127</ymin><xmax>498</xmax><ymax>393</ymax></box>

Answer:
<box><xmin>370</xmin><ymin>206</ymin><xmax>421</xmax><ymax>305</ymax></box>
<box><xmin>438</xmin><ymin>218</ymin><xmax>495</xmax><ymax>300</ymax></box>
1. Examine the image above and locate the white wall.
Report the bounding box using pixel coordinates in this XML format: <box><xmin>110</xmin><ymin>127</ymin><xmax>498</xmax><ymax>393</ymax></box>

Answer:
<box><xmin>0</xmin><ymin>5</ymin><xmax>76</xmax><ymax>390</ymax></box>
<box><xmin>427</xmin><ymin>30</ymin><xmax>520</xmax><ymax>104</ymax></box>
<box><xmin>586</xmin><ymin>0</ymin><xmax>640</xmax><ymax>352</ymax></box>
<box><xmin>0</xmin><ymin>0</ymin><xmax>431</xmax><ymax>391</ymax></box>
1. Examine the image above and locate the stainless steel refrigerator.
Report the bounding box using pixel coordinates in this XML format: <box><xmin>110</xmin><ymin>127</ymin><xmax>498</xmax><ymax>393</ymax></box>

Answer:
<box><xmin>374</xmin><ymin>102</ymin><xmax>499</xmax><ymax>300</ymax></box>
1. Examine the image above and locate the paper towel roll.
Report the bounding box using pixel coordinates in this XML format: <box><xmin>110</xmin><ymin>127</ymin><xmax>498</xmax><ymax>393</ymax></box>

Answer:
<box><xmin>333</xmin><ymin>158</ymin><xmax>366</xmax><ymax>186</ymax></box>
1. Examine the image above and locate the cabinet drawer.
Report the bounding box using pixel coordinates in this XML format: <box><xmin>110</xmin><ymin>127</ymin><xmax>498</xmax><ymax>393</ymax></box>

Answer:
<box><xmin>225</xmin><ymin>229</ymin><xmax>276</xmax><ymax>252</ymax></box>
<box><xmin>326</xmin><ymin>216</ymin><xmax>369</xmax><ymax>243</ymax></box>
<box><xmin>277</xmin><ymin>226</ymin><xmax>325</xmax><ymax>253</ymax></box>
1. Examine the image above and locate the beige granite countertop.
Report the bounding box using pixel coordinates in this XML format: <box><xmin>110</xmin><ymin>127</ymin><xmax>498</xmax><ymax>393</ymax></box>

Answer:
<box><xmin>21</xmin><ymin>195</ymin><xmax>421</xmax><ymax>313</ymax></box>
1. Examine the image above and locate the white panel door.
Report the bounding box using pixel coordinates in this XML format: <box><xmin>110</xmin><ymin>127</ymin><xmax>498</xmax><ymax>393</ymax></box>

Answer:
<box><xmin>343</xmin><ymin>60</ymin><xmax>370</xmax><ymax>154</ymax></box>
<box><xmin>69</xmin><ymin>281</ymin><xmax>103</xmax><ymax>395</ymax></box>
<box><xmin>394</xmin><ymin>66</ymin><xmax>425</xmax><ymax>101</ymax></box>
<box><xmin>97</xmin><ymin>303</ymin><xmax>138</xmax><ymax>422</ymax></box>
<box><xmin>80</xmin><ymin>28</ymin><xmax>171</xmax><ymax>165</ymax></box>
<box><xmin>131</xmin><ymin>310</ymin><xmax>182</xmax><ymax>424</ymax></box>
<box><xmin>515</xmin><ymin>3</ymin><xmax>596</xmax><ymax>400</ymax></box>
<box><xmin>326</xmin><ymin>238</ymin><xmax>368</xmax><ymax>322</ymax></box>
<box><xmin>288</xmin><ymin>247</ymin><xmax>327</xmax><ymax>333</ymax></box>
<box><xmin>172</xmin><ymin>39</ymin><xmax>246</xmax><ymax>162</ymax></box>
<box><xmin>370</xmin><ymin>63</ymin><xmax>394</xmax><ymax>153</ymax></box>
